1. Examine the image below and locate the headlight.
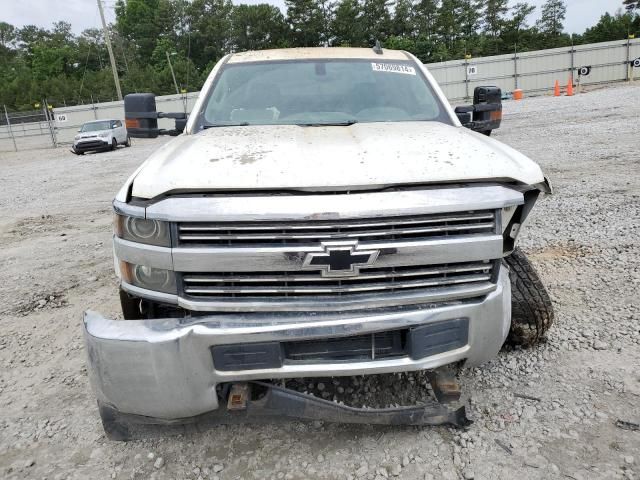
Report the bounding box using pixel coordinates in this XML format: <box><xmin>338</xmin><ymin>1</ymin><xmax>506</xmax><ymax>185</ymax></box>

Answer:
<box><xmin>99</xmin><ymin>132</ymin><xmax>111</xmax><ymax>138</ymax></box>
<box><xmin>115</xmin><ymin>215</ymin><xmax>171</xmax><ymax>246</ymax></box>
<box><xmin>74</xmin><ymin>135</ymin><xmax>81</xmax><ymax>140</ymax></box>
<box><xmin>121</xmin><ymin>262</ymin><xmax>176</xmax><ymax>294</ymax></box>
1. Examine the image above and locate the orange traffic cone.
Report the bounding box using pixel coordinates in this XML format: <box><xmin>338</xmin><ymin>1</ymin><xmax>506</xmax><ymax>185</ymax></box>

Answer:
<box><xmin>554</xmin><ymin>80</ymin><xmax>560</xmax><ymax>97</ymax></box>
<box><xmin>566</xmin><ymin>76</ymin><xmax>574</xmax><ymax>96</ymax></box>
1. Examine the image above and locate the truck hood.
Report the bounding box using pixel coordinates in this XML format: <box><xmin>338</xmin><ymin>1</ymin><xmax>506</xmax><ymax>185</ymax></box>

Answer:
<box><xmin>130</xmin><ymin>121</ymin><xmax>544</xmax><ymax>199</ymax></box>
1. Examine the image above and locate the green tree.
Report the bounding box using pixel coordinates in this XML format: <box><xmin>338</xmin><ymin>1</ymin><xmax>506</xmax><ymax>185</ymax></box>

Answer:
<box><xmin>230</xmin><ymin>4</ymin><xmax>288</xmax><ymax>52</ymax></box>
<box><xmin>50</xmin><ymin>21</ymin><xmax>74</xmax><ymax>47</ymax></box>
<box><xmin>318</xmin><ymin>0</ymin><xmax>336</xmax><ymax>45</ymax></box>
<box><xmin>187</xmin><ymin>0</ymin><xmax>234</xmax><ymax>67</ymax></box>
<box><xmin>17</xmin><ymin>24</ymin><xmax>49</xmax><ymax>62</ymax></box>
<box><xmin>0</xmin><ymin>22</ymin><xmax>17</xmax><ymax>48</ymax></box>
<box><xmin>483</xmin><ymin>0</ymin><xmax>508</xmax><ymax>38</ymax></box>
<box><xmin>479</xmin><ymin>0</ymin><xmax>508</xmax><ymax>54</ymax></box>
<box><xmin>285</xmin><ymin>0</ymin><xmax>326</xmax><ymax>46</ymax></box>
<box><xmin>332</xmin><ymin>0</ymin><xmax>365</xmax><ymax>46</ymax></box>
<box><xmin>502</xmin><ymin>2</ymin><xmax>536</xmax><ymax>48</ymax></box>
<box><xmin>537</xmin><ymin>0</ymin><xmax>566</xmax><ymax>36</ymax></box>
<box><xmin>361</xmin><ymin>0</ymin><xmax>392</xmax><ymax>44</ymax></box>
<box><xmin>414</xmin><ymin>0</ymin><xmax>439</xmax><ymax>40</ymax></box>
<box><xmin>78</xmin><ymin>28</ymin><xmax>109</xmax><ymax>72</ymax></box>
<box><xmin>31</xmin><ymin>44</ymin><xmax>72</xmax><ymax>81</ymax></box>
<box><xmin>583</xmin><ymin>11</ymin><xmax>640</xmax><ymax>42</ymax></box>
<box><xmin>436</xmin><ymin>0</ymin><xmax>461</xmax><ymax>52</ymax></box>
<box><xmin>392</xmin><ymin>0</ymin><xmax>415</xmax><ymax>37</ymax></box>
<box><xmin>510</xmin><ymin>2</ymin><xmax>536</xmax><ymax>34</ymax></box>
<box><xmin>115</xmin><ymin>0</ymin><xmax>175</xmax><ymax>61</ymax></box>
<box><xmin>459</xmin><ymin>0</ymin><xmax>482</xmax><ymax>50</ymax></box>
<box><xmin>412</xmin><ymin>35</ymin><xmax>437</xmax><ymax>62</ymax></box>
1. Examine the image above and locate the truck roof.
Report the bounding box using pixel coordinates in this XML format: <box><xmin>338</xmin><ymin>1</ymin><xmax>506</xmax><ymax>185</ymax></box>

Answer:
<box><xmin>227</xmin><ymin>47</ymin><xmax>410</xmax><ymax>64</ymax></box>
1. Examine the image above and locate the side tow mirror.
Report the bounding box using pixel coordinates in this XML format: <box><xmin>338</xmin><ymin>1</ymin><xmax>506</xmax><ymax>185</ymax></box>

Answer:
<box><xmin>124</xmin><ymin>93</ymin><xmax>187</xmax><ymax>138</ymax></box>
<box><xmin>173</xmin><ymin>117</ymin><xmax>187</xmax><ymax>135</ymax></box>
<box><xmin>455</xmin><ymin>86</ymin><xmax>503</xmax><ymax>136</ymax></box>
<box><xmin>454</xmin><ymin>105</ymin><xmax>473</xmax><ymax>125</ymax></box>
<box><xmin>125</xmin><ymin>93</ymin><xmax>159</xmax><ymax>138</ymax></box>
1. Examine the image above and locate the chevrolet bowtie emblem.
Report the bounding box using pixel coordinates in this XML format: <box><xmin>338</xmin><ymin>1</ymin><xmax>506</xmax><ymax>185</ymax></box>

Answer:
<box><xmin>302</xmin><ymin>241</ymin><xmax>379</xmax><ymax>277</ymax></box>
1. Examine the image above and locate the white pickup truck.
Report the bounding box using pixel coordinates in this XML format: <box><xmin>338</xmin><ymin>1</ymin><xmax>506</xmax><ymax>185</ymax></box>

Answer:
<box><xmin>84</xmin><ymin>47</ymin><xmax>553</xmax><ymax>440</ymax></box>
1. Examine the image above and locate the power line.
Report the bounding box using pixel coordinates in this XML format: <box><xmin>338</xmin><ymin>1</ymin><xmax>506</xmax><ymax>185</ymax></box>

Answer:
<box><xmin>78</xmin><ymin>8</ymin><xmax>99</xmax><ymax>100</ymax></box>
<box><xmin>97</xmin><ymin>0</ymin><xmax>123</xmax><ymax>100</ymax></box>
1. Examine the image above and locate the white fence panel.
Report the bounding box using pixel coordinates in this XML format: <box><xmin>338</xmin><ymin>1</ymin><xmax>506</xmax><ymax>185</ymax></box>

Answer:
<box><xmin>425</xmin><ymin>38</ymin><xmax>640</xmax><ymax>101</ymax></box>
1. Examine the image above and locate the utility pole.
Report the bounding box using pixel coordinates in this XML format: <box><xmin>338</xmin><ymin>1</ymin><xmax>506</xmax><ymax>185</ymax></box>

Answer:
<box><xmin>165</xmin><ymin>51</ymin><xmax>180</xmax><ymax>95</ymax></box>
<box><xmin>97</xmin><ymin>0</ymin><xmax>123</xmax><ymax>100</ymax></box>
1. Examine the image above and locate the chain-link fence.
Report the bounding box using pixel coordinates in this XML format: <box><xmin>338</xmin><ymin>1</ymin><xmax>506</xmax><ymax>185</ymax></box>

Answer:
<box><xmin>0</xmin><ymin>102</ymin><xmax>57</xmax><ymax>153</ymax></box>
<box><xmin>0</xmin><ymin>93</ymin><xmax>196</xmax><ymax>153</ymax></box>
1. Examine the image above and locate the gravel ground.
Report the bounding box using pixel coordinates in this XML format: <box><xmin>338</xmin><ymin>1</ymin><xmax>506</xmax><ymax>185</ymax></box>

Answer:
<box><xmin>1</xmin><ymin>83</ymin><xmax>639</xmax><ymax>480</ymax></box>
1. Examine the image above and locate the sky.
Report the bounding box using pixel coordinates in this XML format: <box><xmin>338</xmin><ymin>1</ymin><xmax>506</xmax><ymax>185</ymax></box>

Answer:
<box><xmin>0</xmin><ymin>0</ymin><xmax>626</xmax><ymax>36</ymax></box>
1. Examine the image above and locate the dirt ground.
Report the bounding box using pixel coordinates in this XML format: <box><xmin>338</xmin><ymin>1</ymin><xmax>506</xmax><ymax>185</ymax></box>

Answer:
<box><xmin>0</xmin><ymin>84</ymin><xmax>639</xmax><ymax>480</ymax></box>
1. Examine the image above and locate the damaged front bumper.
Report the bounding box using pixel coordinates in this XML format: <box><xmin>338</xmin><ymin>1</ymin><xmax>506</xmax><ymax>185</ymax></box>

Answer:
<box><xmin>84</xmin><ymin>266</ymin><xmax>510</xmax><ymax>425</ymax></box>
<box><xmin>98</xmin><ymin>379</ymin><xmax>471</xmax><ymax>440</ymax></box>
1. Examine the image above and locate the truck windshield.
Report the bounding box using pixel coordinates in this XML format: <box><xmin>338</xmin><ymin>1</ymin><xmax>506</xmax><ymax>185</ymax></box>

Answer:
<box><xmin>202</xmin><ymin>59</ymin><xmax>449</xmax><ymax>127</ymax></box>
<box><xmin>81</xmin><ymin>121</ymin><xmax>111</xmax><ymax>132</ymax></box>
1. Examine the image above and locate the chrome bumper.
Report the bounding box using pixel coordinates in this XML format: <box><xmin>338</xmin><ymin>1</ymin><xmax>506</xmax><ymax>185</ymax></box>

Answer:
<box><xmin>84</xmin><ymin>267</ymin><xmax>510</xmax><ymax>420</ymax></box>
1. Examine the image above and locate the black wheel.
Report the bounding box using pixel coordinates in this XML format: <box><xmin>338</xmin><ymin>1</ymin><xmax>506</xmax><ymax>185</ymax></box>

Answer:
<box><xmin>74</xmin><ymin>150</ymin><xmax>85</xmax><ymax>155</ymax></box>
<box><xmin>504</xmin><ymin>247</ymin><xmax>554</xmax><ymax>347</ymax></box>
<box><xmin>98</xmin><ymin>401</ymin><xmax>130</xmax><ymax>441</ymax></box>
<box><xmin>124</xmin><ymin>136</ymin><xmax>131</xmax><ymax>147</ymax></box>
<box><xmin>119</xmin><ymin>289</ymin><xmax>143</xmax><ymax>319</ymax></box>
<box><xmin>483</xmin><ymin>130</ymin><xmax>492</xmax><ymax>137</ymax></box>
<box><xmin>111</xmin><ymin>138</ymin><xmax>117</xmax><ymax>150</ymax></box>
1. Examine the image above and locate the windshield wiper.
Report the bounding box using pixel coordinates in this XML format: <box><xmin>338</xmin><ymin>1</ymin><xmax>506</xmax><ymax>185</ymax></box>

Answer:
<box><xmin>203</xmin><ymin>122</ymin><xmax>250</xmax><ymax>129</ymax></box>
<box><xmin>297</xmin><ymin>120</ymin><xmax>358</xmax><ymax>127</ymax></box>
<box><xmin>202</xmin><ymin>120</ymin><xmax>359</xmax><ymax>128</ymax></box>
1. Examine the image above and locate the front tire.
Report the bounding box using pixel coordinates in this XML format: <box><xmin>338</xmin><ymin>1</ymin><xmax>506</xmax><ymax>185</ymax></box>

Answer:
<box><xmin>111</xmin><ymin>138</ymin><xmax>117</xmax><ymax>150</ymax></box>
<box><xmin>504</xmin><ymin>247</ymin><xmax>554</xmax><ymax>347</ymax></box>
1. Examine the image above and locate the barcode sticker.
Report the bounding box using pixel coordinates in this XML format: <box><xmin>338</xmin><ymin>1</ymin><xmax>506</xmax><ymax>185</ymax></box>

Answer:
<box><xmin>371</xmin><ymin>63</ymin><xmax>416</xmax><ymax>75</ymax></box>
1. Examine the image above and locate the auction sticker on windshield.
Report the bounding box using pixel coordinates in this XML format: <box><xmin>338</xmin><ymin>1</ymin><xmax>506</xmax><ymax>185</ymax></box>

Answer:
<box><xmin>371</xmin><ymin>63</ymin><xmax>416</xmax><ymax>75</ymax></box>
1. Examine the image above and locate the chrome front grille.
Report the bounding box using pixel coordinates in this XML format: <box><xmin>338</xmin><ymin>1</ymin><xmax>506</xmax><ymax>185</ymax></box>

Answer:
<box><xmin>120</xmin><ymin>186</ymin><xmax>523</xmax><ymax>311</ymax></box>
<box><xmin>181</xmin><ymin>261</ymin><xmax>496</xmax><ymax>299</ymax></box>
<box><xmin>177</xmin><ymin>210</ymin><xmax>496</xmax><ymax>246</ymax></box>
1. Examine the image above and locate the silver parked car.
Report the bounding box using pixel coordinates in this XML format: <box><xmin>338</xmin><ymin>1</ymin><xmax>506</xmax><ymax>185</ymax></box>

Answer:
<box><xmin>72</xmin><ymin>119</ymin><xmax>130</xmax><ymax>155</ymax></box>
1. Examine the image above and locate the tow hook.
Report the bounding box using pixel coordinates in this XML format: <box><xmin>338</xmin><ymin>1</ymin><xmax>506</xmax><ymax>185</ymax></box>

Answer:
<box><xmin>227</xmin><ymin>383</ymin><xmax>250</xmax><ymax>411</ymax></box>
<box><xmin>427</xmin><ymin>367</ymin><xmax>462</xmax><ymax>403</ymax></box>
